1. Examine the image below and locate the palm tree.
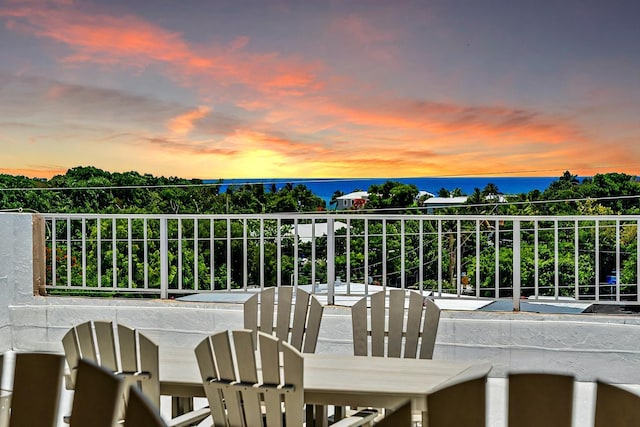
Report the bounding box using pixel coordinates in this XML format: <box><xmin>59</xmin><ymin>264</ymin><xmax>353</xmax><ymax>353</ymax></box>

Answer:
<box><xmin>482</xmin><ymin>183</ymin><xmax>500</xmax><ymax>197</ymax></box>
<box><xmin>559</xmin><ymin>171</ymin><xmax>579</xmax><ymax>186</ymax></box>
<box><xmin>329</xmin><ymin>190</ymin><xmax>344</xmax><ymax>210</ymax></box>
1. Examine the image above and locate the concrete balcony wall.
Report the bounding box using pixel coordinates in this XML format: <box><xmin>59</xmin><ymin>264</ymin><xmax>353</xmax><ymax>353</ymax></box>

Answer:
<box><xmin>1</xmin><ymin>213</ymin><xmax>36</xmax><ymax>351</ymax></box>
<box><xmin>9</xmin><ymin>297</ymin><xmax>640</xmax><ymax>384</ymax></box>
<box><xmin>3</xmin><ymin>213</ymin><xmax>640</xmax><ymax>385</ymax></box>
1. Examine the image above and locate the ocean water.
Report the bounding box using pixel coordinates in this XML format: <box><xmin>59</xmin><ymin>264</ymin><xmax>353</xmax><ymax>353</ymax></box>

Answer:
<box><xmin>207</xmin><ymin>176</ymin><xmax>560</xmax><ymax>206</ymax></box>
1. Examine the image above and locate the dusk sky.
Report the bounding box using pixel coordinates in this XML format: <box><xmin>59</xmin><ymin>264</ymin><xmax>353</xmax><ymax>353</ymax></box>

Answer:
<box><xmin>1</xmin><ymin>0</ymin><xmax>639</xmax><ymax>180</ymax></box>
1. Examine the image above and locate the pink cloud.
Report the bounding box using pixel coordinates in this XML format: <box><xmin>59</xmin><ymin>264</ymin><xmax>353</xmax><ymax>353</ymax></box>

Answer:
<box><xmin>0</xmin><ymin>2</ymin><xmax>322</xmax><ymax>96</ymax></box>
<box><xmin>330</xmin><ymin>13</ymin><xmax>397</xmax><ymax>62</ymax></box>
<box><xmin>167</xmin><ymin>106</ymin><xmax>211</xmax><ymax>135</ymax></box>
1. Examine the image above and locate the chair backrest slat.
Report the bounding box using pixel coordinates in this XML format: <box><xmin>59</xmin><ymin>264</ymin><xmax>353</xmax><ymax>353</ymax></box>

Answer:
<box><xmin>94</xmin><ymin>321</ymin><xmax>118</xmax><ymax>371</ymax></box>
<box><xmin>211</xmin><ymin>332</ymin><xmax>235</xmax><ymax>381</ymax></box>
<box><xmin>404</xmin><ymin>291</ymin><xmax>424</xmax><ymax>358</ymax></box>
<box><xmin>61</xmin><ymin>329</ymin><xmax>81</xmax><ymax>387</ymax></box>
<box><xmin>264</xmin><ymin>389</ymin><xmax>285</xmax><ymax>427</ymax></box>
<box><xmin>419</xmin><ymin>299</ymin><xmax>441</xmax><ymax>359</ymax></box>
<box><xmin>117</xmin><ymin>324</ymin><xmax>138</xmax><ymax>373</ymax></box>
<box><xmin>138</xmin><ymin>334</ymin><xmax>160</xmax><ymax>405</ymax></box>
<box><xmin>260</xmin><ymin>287</ymin><xmax>276</xmax><ymax>334</ymax></box>
<box><xmin>290</xmin><ymin>288</ymin><xmax>309</xmax><ymax>349</ymax></box>
<box><xmin>10</xmin><ymin>353</ymin><xmax>65</xmax><ymax>427</ymax></box>
<box><xmin>283</xmin><ymin>341</ymin><xmax>304</xmax><ymax>427</ymax></box>
<box><xmin>508</xmin><ymin>373</ymin><xmax>574</xmax><ymax>427</ymax></box>
<box><xmin>370</xmin><ymin>291</ymin><xmax>386</xmax><ymax>356</ymax></box>
<box><xmin>244</xmin><ymin>292</ymin><xmax>259</xmax><ymax>331</ymax></box>
<box><xmin>352</xmin><ymin>298</ymin><xmax>368</xmax><ymax>356</ymax></box>
<box><xmin>242</xmin><ymin>387</ymin><xmax>264</xmax><ymax>426</ymax></box>
<box><xmin>260</xmin><ymin>332</ymin><xmax>281</xmax><ymax>385</ymax></box>
<box><xmin>233</xmin><ymin>330</ymin><xmax>258</xmax><ymax>384</ymax></box>
<box><xmin>303</xmin><ymin>297</ymin><xmax>323</xmax><ymax>353</ymax></box>
<box><xmin>276</xmin><ymin>286</ymin><xmax>294</xmax><ymax>341</ymax></box>
<box><xmin>282</xmin><ymin>341</ymin><xmax>304</xmax><ymax>391</ymax></box>
<box><xmin>387</xmin><ymin>290</ymin><xmax>405</xmax><ymax>357</ymax></box>
<box><xmin>75</xmin><ymin>322</ymin><xmax>97</xmax><ymax>362</ymax></box>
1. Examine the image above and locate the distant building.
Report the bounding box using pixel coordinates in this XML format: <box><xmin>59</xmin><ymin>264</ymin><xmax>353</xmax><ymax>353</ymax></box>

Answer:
<box><xmin>422</xmin><ymin>195</ymin><xmax>468</xmax><ymax>213</ymax></box>
<box><xmin>485</xmin><ymin>194</ymin><xmax>508</xmax><ymax>203</ymax></box>
<box><xmin>290</xmin><ymin>221</ymin><xmax>348</xmax><ymax>243</ymax></box>
<box><xmin>335</xmin><ymin>191</ymin><xmax>369</xmax><ymax>210</ymax></box>
<box><xmin>416</xmin><ymin>190</ymin><xmax>435</xmax><ymax>202</ymax></box>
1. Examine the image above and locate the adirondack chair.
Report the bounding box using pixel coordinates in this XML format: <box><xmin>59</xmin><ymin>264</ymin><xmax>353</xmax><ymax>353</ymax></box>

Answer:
<box><xmin>5</xmin><ymin>352</ymin><xmax>65</xmax><ymax>427</ymax></box>
<box><xmin>351</xmin><ymin>289</ymin><xmax>441</xmax><ymax>359</ymax></box>
<box><xmin>244</xmin><ymin>286</ymin><xmax>324</xmax><ymax>353</ymax></box>
<box><xmin>507</xmin><ymin>373</ymin><xmax>574</xmax><ymax>427</ymax></box>
<box><xmin>426</xmin><ymin>375</ymin><xmax>488</xmax><ymax>426</ymax></box>
<box><xmin>340</xmin><ymin>289</ymin><xmax>440</xmax><ymax>423</ymax></box>
<box><xmin>594</xmin><ymin>381</ymin><xmax>640</xmax><ymax>426</ymax></box>
<box><xmin>193</xmin><ymin>329</ymin><xmax>379</xmax><ymax>427</ymax></box>
<box><xmin>244</xmin><ymin>287</ymin><xmax>326</xmax><ymax>424</ymax></box>
<box><xmin>62</xmin><ymin>321</ymin><xmax>160</xmax><ymax>412</ymax></box>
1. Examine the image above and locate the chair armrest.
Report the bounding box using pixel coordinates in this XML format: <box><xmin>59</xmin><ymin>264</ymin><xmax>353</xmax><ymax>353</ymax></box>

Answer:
<box><xmin>330</xmin><ymin>408</ymin><xmax>378</xmax><ymax>427</ymax></box>
<box><xmin>166</xmin><ymin>406</ymin><xmax>211</xmax><ymax>427</ymax></box>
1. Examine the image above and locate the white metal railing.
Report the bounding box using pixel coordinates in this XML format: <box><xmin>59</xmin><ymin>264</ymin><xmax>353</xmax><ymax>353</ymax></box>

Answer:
<box><xmin>42</xmin><ymin>213</ymin><xmax>640</xmax><ymax>306</ymax></box>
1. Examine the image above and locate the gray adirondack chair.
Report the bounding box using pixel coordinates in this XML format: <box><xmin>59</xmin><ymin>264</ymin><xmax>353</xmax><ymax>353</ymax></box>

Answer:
<box><xmin>507</xmin><ymin>373</ymin><xmax>574</xmax><ymax>427</ymax></box>
<box><xmin>0</xmin><ymin>354</ymin><xmax>8</xmax><ymax>427</ymax></box>
<box><xmin>426</xmin><ymin>374</ymin><xmax>488</xmax><ymax>426</ymax></box>
<box><xmin>194</xmin><ymin>329</ymin><xmax>378</xmax><ymax>427</ymax></box>
<box><xmin>351</xmin><ymin>289</ymin><xmax>441</xmax><ymax>359</ymax></box>
<box><xmin>4</xmin><ymin>352</ymin><xmax>65</xmax><ymax>427</ymax></box>
<box><xmin>594</xmin><ymin>381</ymin><xmax>640</xmax><ymax>427</ymax></box>
<box><xmin>69</xmin><ymin>358</ymin><xmax>125</xmax><ymax>427</ymax></box>
<box><xmin>62</xmin><ymin>321</ymin><xmax>160</xmax><ymax>412</ymax></box>
<box><xmin>244</xmin><ymin>286</ymin><xmax>324</xmax><ymax>354</ymax></box>
<box><xmin>125</xmin><ymin>386</ymin><xmax>170</xmax><ymax>427</ymax></box>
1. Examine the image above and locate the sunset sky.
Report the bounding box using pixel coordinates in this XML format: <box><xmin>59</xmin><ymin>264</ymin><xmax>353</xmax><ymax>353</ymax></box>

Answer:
<box><xmin>1</xmin><ymin>0</ymin><xmax>638</xmax><ymax>180</ymax></box>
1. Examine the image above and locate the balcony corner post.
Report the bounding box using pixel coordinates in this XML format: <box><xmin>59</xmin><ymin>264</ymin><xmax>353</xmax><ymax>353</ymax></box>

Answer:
<box><xmin>513</xmin><ymin>220</ymin><xmax>521</xmax><ymax>311</ymax></box>
<box><xmin>32</xmin><ymin>213</ymin><xmax>47</xmax><ymax>296</ymax></box>
<box><xmin>160</xmin><ymin>218</ymin><xmax>169</xmax><ymax>299</ymax></box>
<box><xmin>327</xmin><ymin>217</ymin><xmax>335</xmax><ymax>305</ymax></box>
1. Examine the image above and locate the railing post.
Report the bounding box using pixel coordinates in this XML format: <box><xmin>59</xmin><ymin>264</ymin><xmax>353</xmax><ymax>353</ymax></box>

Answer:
<box><xmin>513</xmin><ymin>220</ymin><xmax>521</xmax><ymax>311</ymax></box>
<box><xmin>160</xmin><ymin>218</ymin><xmax>168</xmax><ymax>299</ymax></box>
<box><xmin>327</xmin><ymin>217</ymin><xmax>335</xmax><ymax>305</ymax></box>
<box><xmin>32</xmin><ymin>214</ymin><xmax>47</xmax><ymax>296</ymax></box>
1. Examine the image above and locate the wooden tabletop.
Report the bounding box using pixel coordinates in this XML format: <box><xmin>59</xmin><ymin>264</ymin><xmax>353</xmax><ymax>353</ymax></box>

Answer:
<box><xmin>159</xmin><ymin>347</ymin><xmax>491</xmax><ymax>412</ymax></box>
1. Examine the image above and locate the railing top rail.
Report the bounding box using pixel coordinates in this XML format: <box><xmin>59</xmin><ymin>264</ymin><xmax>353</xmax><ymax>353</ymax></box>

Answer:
<box><xmin>40</xmin><ymin>213</ymin><xmax>640</xmax><ymax>221</ymax></box>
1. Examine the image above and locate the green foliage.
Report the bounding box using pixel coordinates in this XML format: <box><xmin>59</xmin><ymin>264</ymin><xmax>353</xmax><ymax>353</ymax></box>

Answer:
<box><xmin>4</xmin><ymin>168</ymin><xmax>639</xmax><ymax>298</ymax></box>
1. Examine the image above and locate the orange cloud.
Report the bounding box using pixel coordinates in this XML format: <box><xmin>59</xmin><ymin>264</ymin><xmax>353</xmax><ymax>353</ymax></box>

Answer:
<box><xmin>0</xmin><ymin>166</ymin><xmax>67</xmax><ymax>179</ymax></box>
<box><xmin>0</xmin><ymin>2</ymin><xmax>321</xmax><ymax>96</ymax></box>
<box><xmin>167</xmin><ymin>106</ymin><xmax>211</xmax><ymax>135</ymax></box>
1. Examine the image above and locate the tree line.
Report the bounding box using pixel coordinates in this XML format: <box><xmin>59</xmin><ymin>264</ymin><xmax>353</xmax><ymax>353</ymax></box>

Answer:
<box><xmin>1</xmin><ymin>166</ymin><xmax>639</xmax><ymax>215</ymax></box>
<box><xmin>2</xmin><ymin>167</ymin><xmax>639</xmax><ymax>298</ymax></box>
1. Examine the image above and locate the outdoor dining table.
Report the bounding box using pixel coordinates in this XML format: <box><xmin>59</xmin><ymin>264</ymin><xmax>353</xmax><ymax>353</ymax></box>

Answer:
<box><xmin>159</xmin><ymin>346</ymin><xmax>492</xmax><ymax>426</ymax></box>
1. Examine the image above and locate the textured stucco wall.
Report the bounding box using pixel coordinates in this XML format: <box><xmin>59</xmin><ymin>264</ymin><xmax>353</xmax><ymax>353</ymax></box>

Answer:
<box><xmin>0</xmin><ymin>213</ymin><xmax>35</xmax><ymax>351</ymax></box>
<box><xmin>3</xmin><ymin>213</ymin><xmax>640</xmax><ymax>385</ymax></box>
